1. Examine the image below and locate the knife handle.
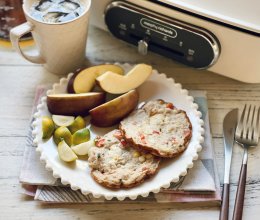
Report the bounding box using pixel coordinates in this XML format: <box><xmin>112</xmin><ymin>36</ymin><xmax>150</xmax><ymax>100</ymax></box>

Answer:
<box><xmin>232</xmin><ymin>163</ymin><xmax>247</xmax><ymax>220</ymax></box>
<box><xmin>219</xmin><ymin>183</ymin><xmax>230</xmax><ymax>220</ymax></box>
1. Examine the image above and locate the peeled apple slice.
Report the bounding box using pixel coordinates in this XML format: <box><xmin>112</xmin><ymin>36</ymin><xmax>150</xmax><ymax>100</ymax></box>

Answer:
<box><xmin>58</xmin><ymin>140</ymin><xmax>78</xmax><ymax>162</ymax></box>
<box><xmin>96</xmin><ymin>64</ymin><xmax>152</xmax><ymax>94</ymax></box>
<box><xmin>71</xmin><ymin>140</ymin><xmax>95</xmax><ymax>156</ymax></box>
<box><xmin>52</xmin><ymin>115</ymin><xmax>75</xmax><ymax>127</ymax></box>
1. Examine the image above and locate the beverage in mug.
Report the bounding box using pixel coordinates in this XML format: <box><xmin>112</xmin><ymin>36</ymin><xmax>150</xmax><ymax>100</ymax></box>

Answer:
<box><xmin>10</xmin><ymin>0</ymin><xmax>91</xmax><ymax>75</ymax></box>
<box><xmin>30</xmin><ymin>0</ymin><xmax>85</xmax><ymax>23</ymax></box>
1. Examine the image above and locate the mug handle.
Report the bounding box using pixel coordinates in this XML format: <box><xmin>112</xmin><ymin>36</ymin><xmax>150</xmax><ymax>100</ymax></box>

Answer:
<box><xmin>10</xmin><ymin>22</ymin><xmax>45</xmax><ymax>64</ymax></box>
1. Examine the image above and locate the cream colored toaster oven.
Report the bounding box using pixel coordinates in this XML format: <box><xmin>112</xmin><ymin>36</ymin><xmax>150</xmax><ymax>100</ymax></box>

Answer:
<box><xmin>91</xmin><ymin>0</ymin><xmax>260</xmax><ymax>83</ymax></box>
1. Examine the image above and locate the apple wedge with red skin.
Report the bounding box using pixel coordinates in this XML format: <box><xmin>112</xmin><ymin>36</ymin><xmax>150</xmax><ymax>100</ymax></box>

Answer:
<box><xmin>90</xmin><ymin>90</ymin><xmax>139</xmax><ymax>127</ymax></box>
<box><xmin>47</xmin><ymin>92</ymin><xmax>106</xmax><ymax>116</ymax></box>
<box><xmin>67</xmin><ymin>67</ymin><xmax>85</xmax><ymax>94</ymax></box>
<box><xmin>67</xmin><ymin>64</ymin><xmax>124</xmax><ymax>94</ymax></box>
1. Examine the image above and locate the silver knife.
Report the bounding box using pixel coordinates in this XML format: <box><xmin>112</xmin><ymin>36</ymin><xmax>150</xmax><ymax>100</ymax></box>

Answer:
<box><xmin>219</xmin><ymin>108</ymin><xmax>238</xmax><ymax>220</ymax></box>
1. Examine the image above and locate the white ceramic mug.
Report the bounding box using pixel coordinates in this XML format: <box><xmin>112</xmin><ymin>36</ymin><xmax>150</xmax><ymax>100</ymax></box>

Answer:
<box><xmin>10</xmin><ymin>0</ymin><xmax>91</xmax><ymax>75</ymax></box>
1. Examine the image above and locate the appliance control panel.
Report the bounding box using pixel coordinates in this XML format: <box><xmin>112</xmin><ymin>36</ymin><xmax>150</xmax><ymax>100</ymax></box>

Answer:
<box><xmin>105</xmin><ymin>1</ymin><xmax>220</xmax><ymax>68</ymax></box>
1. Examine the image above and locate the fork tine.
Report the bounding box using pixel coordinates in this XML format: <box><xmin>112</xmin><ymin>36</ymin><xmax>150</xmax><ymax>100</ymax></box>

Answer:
<box><xmin>248</xmin><ymin>105</ymin><xmax>256</xmax><ymax>140</ymax></box>
<box><xmin>236</xmin><ymin>104</ymin><xmax>247</xmax><ymax>138</ymax></box>
<box><xmin>243</xmin><ymin>105</ymin><xmax>253</xmax><ymax>140</ymax></box>
<box><xmin>253</xmin><ymin>106</ymin><xmax>260</xmax><ymax>142</ymax></box>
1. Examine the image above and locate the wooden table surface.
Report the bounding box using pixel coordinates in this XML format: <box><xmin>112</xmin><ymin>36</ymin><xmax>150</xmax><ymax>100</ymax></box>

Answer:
<box><xmin>1</xmin><ymin>26</ymin><xmax>260</xmax><ymax>220</ymax></box>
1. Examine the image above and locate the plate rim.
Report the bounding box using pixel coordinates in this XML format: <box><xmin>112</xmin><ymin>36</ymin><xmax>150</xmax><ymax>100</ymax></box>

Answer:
<box><xmin>32</xmin><ymin>63</ymin><xmax>204</xmax><ymax>201</ymax></box>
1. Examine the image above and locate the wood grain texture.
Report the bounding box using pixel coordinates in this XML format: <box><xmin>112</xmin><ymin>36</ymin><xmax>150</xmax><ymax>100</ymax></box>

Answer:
<box><xmin>1</xmin><ymin>26</ymin><xmax>260</xmax><ymax>219</ymax></box>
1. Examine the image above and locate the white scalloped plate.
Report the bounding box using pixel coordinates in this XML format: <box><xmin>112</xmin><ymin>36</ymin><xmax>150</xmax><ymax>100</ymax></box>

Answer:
<box><xmin>33</xmin><ymin>63</ymin><xmax>204</xmax><ymax>201</ymax></box>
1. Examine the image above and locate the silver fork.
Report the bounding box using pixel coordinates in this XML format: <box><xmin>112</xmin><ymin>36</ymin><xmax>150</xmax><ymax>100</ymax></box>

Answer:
<box><xmin>233</xmin><ymin>104</ymin><xmax>260</xmax><ymax>220</ymax></box>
